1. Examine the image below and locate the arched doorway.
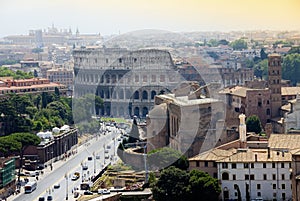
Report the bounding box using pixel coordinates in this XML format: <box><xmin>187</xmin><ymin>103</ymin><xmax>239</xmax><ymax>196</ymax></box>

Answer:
<box><xmin>134</xmin><ymin>107</ymin><xmax>140</xmax><ymax>117</ymax></box>
<box><xmin>142</xmin><ymin>107</ymin><xmax>148</xmax><ymax>117</ymax></box>
<box><xmin>142</xmin><ymin>90</ymin><xmax>148</xmax><ymax>100</ymax></box>
<box><xmin>151</xmin><ymin>90</ymin><xmax>156</xmax><ymax>99</ymax></box>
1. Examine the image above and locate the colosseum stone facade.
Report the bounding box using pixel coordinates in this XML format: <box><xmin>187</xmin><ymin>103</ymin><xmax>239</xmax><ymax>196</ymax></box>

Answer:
<box><xmin>73</xmin><ymin>47</ymin><xmax>182</xmax><ymax>118</ymax></box>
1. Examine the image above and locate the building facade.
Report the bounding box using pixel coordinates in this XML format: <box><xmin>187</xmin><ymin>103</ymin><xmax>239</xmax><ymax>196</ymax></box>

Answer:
<box><xmin>73</xmin><ymin>47</ymin><xmax>180</xmax><ymax>118</ymax></box>
<box><xmin>0</xmin><ymin>158</ymin><xmax>16</xmax><ymax>200</ymax></box>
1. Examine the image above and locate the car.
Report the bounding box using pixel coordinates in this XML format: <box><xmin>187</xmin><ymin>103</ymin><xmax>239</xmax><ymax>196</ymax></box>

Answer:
<box><xmin>71</xmin><ymin>172</ymin><xmax>80</xmax><ymax>181</ymax></box>
<box><xmin>53</xmin><ymin>184</ymin><xmax>60</xmax><ymax>189</ymax></box>
<box><xmin>104</xmin><ymin>149</ymin><xmax>109</xmax><ymax>153</ymax></box>
<box><xmin>47</xmin><ymin>195</ymin><xmax>53</xmax><ymax>201</ymax></box>
<box><xmin>98</xmin><ymin>188</ymin><xmax>110</xmax><ymax>194</ymax></box>
<box><xmin>106</xmin><ymin>145</ymin><xmax>111</xmax><ymax>149</ymax></box>
<box><xmin>38</xmin><ymin>197</ymin><xmax>45</xmax><ymax>201</ymax></box>
<box><xmin>83</xmin><ymin>190</ymin><xmax>93</xmax><ymax>195</ymax></box>
<box><xmin>87</xmin><ymin>156</ymin><xmax>93</xmax><ymax>161</ymax></box>
<box><xmin>82</xmin><ymin>165</ymin><xmax>88</xmax><ymax>170</ymax></box>
<box><xmin>95</xmin><ymin>155</ymin><xmax>100</xmax><ymax>159</ymax></box>
<box><xmin>74</xmin><ymin>191</ymin><xmax>79</xmax><ymax>198</ymax></box>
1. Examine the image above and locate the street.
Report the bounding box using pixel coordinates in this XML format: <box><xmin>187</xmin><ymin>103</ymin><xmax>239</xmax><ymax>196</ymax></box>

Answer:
<box><xmin>11</xmin><ymin>124</ymin><xmax>123</xmax><ymax>201</ymax></box>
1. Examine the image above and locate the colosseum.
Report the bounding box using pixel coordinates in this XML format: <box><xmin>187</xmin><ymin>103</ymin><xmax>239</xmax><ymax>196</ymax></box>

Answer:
<box><xmin>73</xmin><ymin>47</ymin><xmax>182</xmax><ymax>118</ymax></box>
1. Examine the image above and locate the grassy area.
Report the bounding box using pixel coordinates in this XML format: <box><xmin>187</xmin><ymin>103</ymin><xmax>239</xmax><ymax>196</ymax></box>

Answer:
<box><xmin>100</xmin><ymin>117</ymin><xmax>129</xmax><ymax>124</ymax></box>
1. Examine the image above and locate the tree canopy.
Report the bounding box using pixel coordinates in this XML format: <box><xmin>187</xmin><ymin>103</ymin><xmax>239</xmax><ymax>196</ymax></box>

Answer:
<box><xmin>0</xmin><ymin>67</ymin><xmax>33</xmax><ymax>79</ymax></box>
<box><xmin>147</xmin><ymin>147</ymin><xmax>189</xmax><ymax>171</ymax></box>
<box><xmin>282</xmin><ymin>53</ymin><xmax>300</xmax><ymax>86</ymax></box>
<box><xmin>151</xmin><ymin>167</ymin><xmax>221</xmax><ymax>201</ymax></box>
<box><xmin>246</xmin><ymin>115</ymin><xmax>262</xmax><ymax>134</ymax></box>
<box><xmin>230</xmin><ymin>39</ymin><xmax>248</xmax><ymax>50</ymax></box>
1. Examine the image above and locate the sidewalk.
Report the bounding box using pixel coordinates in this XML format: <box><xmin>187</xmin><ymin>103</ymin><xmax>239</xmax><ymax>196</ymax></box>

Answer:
<box><xmin>7</xmin><ymin>138</ymin><xmax>90</xmax><ymax>201</ymax></box>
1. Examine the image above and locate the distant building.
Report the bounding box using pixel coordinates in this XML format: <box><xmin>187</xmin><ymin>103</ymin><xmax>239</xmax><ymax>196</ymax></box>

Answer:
<box><xmin>0</xmin><ymin>77</ymin><xmax>67</xmax><ymax>97</ymax></box>
<box><xmin>0</xmin><ymin>158</ymin><xmax>16</xmax><ymax>200</ymax></box>
<box><xmin>146</xmin><ymin>82</ymin><xmax>235</xmax><ymax>158</ymax></box>
<box><xmin>73</xmin><ymin>47</ymin><xmax>179</xmax><ymax>118</ymax></box>
<box><xmin>189</xmin><ymin>115</ymin><xmax>298</xmax><ymax>201</ymax></box>
<box><xmin>22</xmin><ymin>127</ymin><xmax>78</xmax><ymax>170</ymax></box>
<box><xmin>47</xmin><ymin>68</ymin><xmax>74</xmax><ymax>88</ymax></box>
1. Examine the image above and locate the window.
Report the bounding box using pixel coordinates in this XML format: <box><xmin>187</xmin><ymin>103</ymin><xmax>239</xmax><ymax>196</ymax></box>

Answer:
<box><xmin>222</xmin><ymin>172</ymin><xmax>229</xmax><ymax>180</ymax></box>
<box><xmin>263</xmin><ymin>174</ymin><xmax>267</xmax><ymax>180</ymax></box>
<box><xmin>282</xmin><ymin>174</ymin><xmax>285</xmax><ymax>180</ymax></box>
<box><xmin>232</xmin><ymin>174</ymin><xmax>236</xmax><ymax>180</ymax></box>
<box><xmin>263</xmin><ymin>163</ymin><xmax>267</xmax><ymax>168</ymax></box>
<box><xmin>257</xmin><ymin>192</ymin><xmax>261</xmax><ymax>197</ymax></box>
<box><xmin>266</xmin><ymin>109</ymin><xmax>270</xmax><ymax>115</ymax></box>
<box><xmin>222</xmin><ymin>163</ymin><xmax>228</xmax><ymax>169</ymax></box>
<box><xmin>213</xmin><ymin>162</ymin><xmax>217</xmax><ymax>167</ymax></box>
<box><xmin>151</xmin><ymin>75</ymin><xmax>156</xmax><ymax>82</ymax></box>
<box><xmin>250</xmin><ymin>163</ymin><xmax>254</xmax><ymax>168</ymax></box>
<box><xmin>273</xmin><ymin>184</ymin><xmax>276</xmax><ymax>189</ymax></box>
<box><xmin>281</xmin><ymin>163</ymin><xmax>284</xmax><ymax>168</ymax></box>
<box><xmin>245</xmin><ymin>175</ymin><xmax>249</xmax><ymax>180</ymax></box>
<box><xmin>196</xmin><ymin>161</ymin><xmax>200</xmax><ymax>167</ymax></box>
<box><xmin>204</xmin><ymin>161</ymin><xmax>208</xmax><ymax>167</ymax></box>
<box><xmin>135</xmin><ymin>75</ymin><xmax>139</xmax><ymax>82</ymax></box>
<box><xmin>273</xmin><ymin>192</ymin><xmax>277</xmax><ymax>198</ymax></box>
<box><xmin>250</xmin><ymin>175</ymin><xmax>255</xmax><ymax>180</ymax></box>
<box><xmin>282</xmin><ymin>193</ymin><xmax>286</xmax><ymax>200</ymax></box>
<box><xmin>244</xmin><ymin>163</ymin><xmax>249</xmax><ymax>168</ymax></box>
<box><xmin>273</xmin><ymin>174</ymin><xmax>276</xmax><ymax>180</ymax></box>
<box><xmin>282</xmin><ymin>184</ymin><xmax>285</xmax><ymax>189</ymax></box>
<box><xmin>213</xmin><ymin>173</ymin><xmax>217</xmax><ymax>178</ymax></box>
<box><xmin>272</xmin><ymin>163</ymin><xmax>276</xmax><ymax>168</ymax></box>
<box><xmin>257</xmin><ymin>184</ymin><xmax>261</xmax><ymax>190</ymax></box>
<box><xmin>232</xmin><ymin>163</ymin><xmax>237</xmax><ymax>169</ymax></box>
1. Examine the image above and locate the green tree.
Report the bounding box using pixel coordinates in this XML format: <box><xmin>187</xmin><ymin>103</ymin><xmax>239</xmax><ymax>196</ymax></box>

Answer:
<box><xmin>260</xmin><ymin>48</ymin><xmax>268</xmax><ymax>60</ymax></box>
<box><xmin>207</xmin><ymin>39</ymin><xmax>219</xmax><ymax>47</ymax></box>
<box><xmin>148</xmin><ymin>147</ymin><xmax>189</xmax><ymax>170</ymax></box>
<box><xmin>0</xmin><ymin>136</ymin><xmax>21</xmax><ymax>157</ymax></box>
<box><xmin>218</xmin><ymin>39</ymin><xmax>229</xmax><ymax>46</ymax></box>
<box><xmin>254</xmin><ymin>59</ymin><xmax>268</xmax><ymax>79</ymax></box>
<box><xmin>230</xmin><ymin>39</ymin><xmax>248</xmax><ymax>50</ymax></box>
<box><xmin>282</xmin><ymin>54</ymin><xmax>300</xmax><ymax>86</ymax></box>
<box><xmin>152</xmin><ymin>167</ymin><xmax>221</xmax><ymax>201</ymax></box>
<box><xmin>152</xmin><ymin>166</ymin><xmax>189</xmax><ymax>201</ymax></box>
<box><xmin>9</xmin><ymin>133</ymin><xmax>41</xmax><ymax>182</ymax></box>
<box><xmin>246</xmin><ymin>115</ymin><xmax>262</xmax><ymax>134</ymax></box>
<box><xmin>188</xmin><ymin>169</ymin><xmax>221</xmax><ymax>201</ymax></box>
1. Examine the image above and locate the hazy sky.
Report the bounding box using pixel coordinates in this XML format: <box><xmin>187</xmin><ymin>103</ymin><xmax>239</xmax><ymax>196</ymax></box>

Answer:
<box><xmin>0</xmin><ymin>0</ymin><xmax>300</xmax><ymax>37</ymax></box>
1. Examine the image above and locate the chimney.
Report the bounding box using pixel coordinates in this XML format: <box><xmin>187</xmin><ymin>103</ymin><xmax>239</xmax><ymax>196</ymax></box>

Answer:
<box><xmin>267</xmin><ymin>147</ymin><xmax>270</xmax><ymax>159</ymax></box>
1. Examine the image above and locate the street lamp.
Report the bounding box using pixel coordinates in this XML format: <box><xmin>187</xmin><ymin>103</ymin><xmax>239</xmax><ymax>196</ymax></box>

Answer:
<box><xmin>81</xmin><ymin>161</ymin><xmax>84</xmax><ymax>182</ymax></box>
<box><xmin>93</xmin><ymin>151</ymin><xmax>96</xmax><ymax>174</ymax></box>
<box><xmin>65</xmin><ymin>173</ymin><xmax>69</xmax><ymax>200</ymax></box>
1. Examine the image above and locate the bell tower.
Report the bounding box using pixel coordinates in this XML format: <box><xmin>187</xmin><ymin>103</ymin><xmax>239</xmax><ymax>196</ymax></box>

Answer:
<box><xmin>268</xmin><ymin>54</ymin><xmax>282</xmax><ymax>118</ymax></box>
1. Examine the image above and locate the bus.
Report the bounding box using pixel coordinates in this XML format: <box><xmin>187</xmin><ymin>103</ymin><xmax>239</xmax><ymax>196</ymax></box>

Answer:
<box><xmin>24</xmin><ymin>181</ymin><xmax>37</xmax><ymax>193</ymax></box>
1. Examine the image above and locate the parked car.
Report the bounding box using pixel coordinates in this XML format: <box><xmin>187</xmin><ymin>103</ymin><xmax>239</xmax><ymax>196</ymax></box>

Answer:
<box><xmin>98</xmin><ymin>188</ymin><xmax>110</xmax><ymax>194</ymax></box>
<box><xmin>88</xmin><ymin>156</ymin><xmax>93</xmax><ymax>161</ymax></box>
<box><xmin>38</xmin><ymin>197</ymin><xmax>45</xmax><ymax>201</ymax></box>
<box><xmin>71</xmin><ymin>172</ymin><xmax>80</xmax><ymax>181</ymax></box>
<box><xmin>47</xmin><ymin>195</ymin><xmax>53</xmax><ymax>201</ymax></box>
<box><xmin>84</xmin><ymin>190</ymin><xmax>93</xmax><ymax>195</ymax></box>
<box><xmin>82</xmin><ymin>165</ymin><xmax>88</xmax><ymax>170</ymax></box>
<box><xmin>53</xmin><ymin>184</ymin><xmax>60</xmax><ymax>189</ymax></box>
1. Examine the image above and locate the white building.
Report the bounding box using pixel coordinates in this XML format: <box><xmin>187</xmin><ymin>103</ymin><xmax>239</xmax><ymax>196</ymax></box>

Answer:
<box><xmin>218</xmin><ymin>148</ymin><xmax>292</xmax><ymax>201</ymax></box>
